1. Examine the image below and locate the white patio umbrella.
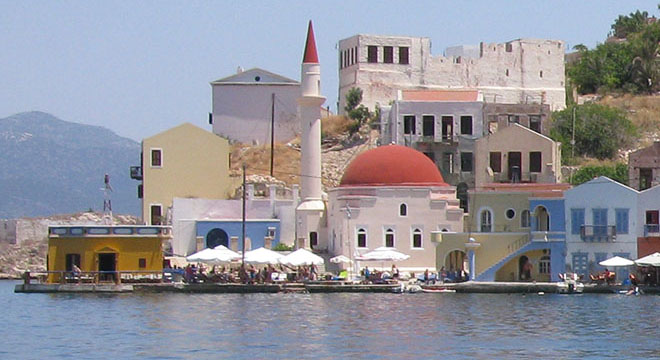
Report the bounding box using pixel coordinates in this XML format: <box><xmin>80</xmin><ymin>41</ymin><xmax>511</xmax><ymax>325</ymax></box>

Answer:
<box><xmin>329</xmin><ymin>255</ymin><xmax>353</xmax><ymax>264</ymax></box>
<box><xmin>599</xmin><ymin>256</ymin><xmax>635</xmax><ymax>267</ymax></box>
<box><xmin>243</xmin><ymin>247</ymin><xmax>284</xmax><ymax>264</ymax></box>
<box><xmin>635</xmin><ymin>252</ymin><xmax>660</xmax><ymax>267</ymax></box>
<box><xmin>279</xmin><ymin>248</ymin><xmax>324</xmax><ymax>266</ymax></box>
<box><xmin>356</xmin><ymin>247</ymin><xmax>410</xmax><ymax>261</ymax></box>
<box><xmin>186</xmin><ymin>246</ymin><xmax>240</xmax><ymax>264</ymax></box>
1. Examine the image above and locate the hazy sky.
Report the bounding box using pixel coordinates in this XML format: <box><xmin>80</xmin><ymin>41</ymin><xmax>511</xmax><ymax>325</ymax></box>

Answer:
<box><xmin>1</xmin><ymin>1</ymin><xmax>658</xmax><ymax>141</ymax></box>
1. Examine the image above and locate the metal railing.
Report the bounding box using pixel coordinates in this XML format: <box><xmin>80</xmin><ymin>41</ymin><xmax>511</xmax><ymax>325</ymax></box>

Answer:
<box><xmin>21</xmin><ymin>270</ymin><xmax>164</xmax><ymax>285</ymax></box>
<box><xmin>644</xmin><ymin>224</ymin><xmax>660</xmax><ymax>236</ymax></box>
<box><xmin>580</xmin><ymin>225</ymin><xmax>616</xmax><ymax>242</ymax></box>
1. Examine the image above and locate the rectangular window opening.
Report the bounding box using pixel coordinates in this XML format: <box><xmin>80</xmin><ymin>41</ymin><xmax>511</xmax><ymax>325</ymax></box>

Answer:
<box><xmin>399</xmin><ymin>47</ymin><xmax>409</xmax><ymax>64</ymax></box>
<box><xmin>367</xmin><ymin>46</ymin><xmax>378</xmax><ymax>63</ymax></box>
<box><xmin>383</xmin><ymin>46</ymin><xmax>393</xmax><ymax>63</ymax></box>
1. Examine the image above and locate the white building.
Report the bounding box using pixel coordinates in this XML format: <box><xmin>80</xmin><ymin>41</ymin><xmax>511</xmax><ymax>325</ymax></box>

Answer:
<box><xmin>210</xmin><ymin>68</ymin><xmax>300</xmax><ymax>144</ymax></box>
<box><xmin>325</xmin><ymin>144</ymin><xmax>464</xmax><ymax>273</ymax></box>
<box><xmin>564</xmin><ymin>177</ymin><xmax>638</xmax><ymax>279</ymax></box>
<box><xmin>338</xmin><ymin>34</ymin><xmax>566</xmax><ymax>114</ymax></box>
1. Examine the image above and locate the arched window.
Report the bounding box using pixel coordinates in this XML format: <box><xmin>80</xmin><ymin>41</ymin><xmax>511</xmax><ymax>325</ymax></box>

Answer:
<box><xmin>357</xmin><ymin>228</ymin><xmax>367</xmax><ymax>248</ymax></box>
<box><xmin>521</xmin><ymin>210</ymin><xmax>531</xmax><ymax>228</ymax></box>
<box><xmin>399</xmin><ymin>203</ymin><xmax>407</xmax><ymax>216</ymax></box>
<box><xmin>412</xmin><ymin>228</ymin><xmax>422</xmax><ymax>248</ymax></box>
<box><xmin>480</xmin><ymin>210</ymin><xmax>492</xmax><ymax>232</ymax></box>
<box><xmin>385</xmin><ymin>228</ymin><xmax>395</xmax><ymax>247</ymax></box>
<box><xmin>206</xmin><ymin>228</ymin><xmax>229</xmax><ymax>249</ymax></box>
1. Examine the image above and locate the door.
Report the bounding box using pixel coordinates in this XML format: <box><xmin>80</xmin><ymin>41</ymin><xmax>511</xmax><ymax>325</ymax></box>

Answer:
<box><xmin>442</xmin><ymin>116</ymin><xmax>453</xmax><ymax>141</ymax></box>
<box><xmin>98</xmin><ymin>253</ymin><xmax>117</xmax><ymax>282</ymax></box>
<box><xmin>206</xmin><ymin>228</ymin><xmax>229</xmax><ymax>249</ymax></box>
<box><xmin>508</xmin><ymin>152</ymin><xmax>521</xmax><ymax>182</ymax></box>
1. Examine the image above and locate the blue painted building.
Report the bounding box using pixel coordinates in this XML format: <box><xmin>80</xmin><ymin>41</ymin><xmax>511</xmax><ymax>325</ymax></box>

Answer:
<box><xmin>195</xmin><ymin>220</ymin><xmax>281</xmax><ymax>251</ymax></box>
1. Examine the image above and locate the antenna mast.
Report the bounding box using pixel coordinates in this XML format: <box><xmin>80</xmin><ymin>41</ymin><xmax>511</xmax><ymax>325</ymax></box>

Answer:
<box><xmin>102</xmin><ymin>174</ymin><xmax>113</xmax><ymax>225</ymax></box>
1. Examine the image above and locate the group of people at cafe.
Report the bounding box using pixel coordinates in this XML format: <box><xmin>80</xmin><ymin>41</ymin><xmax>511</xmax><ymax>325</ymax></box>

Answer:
<box><xmin>165</xmin><ymin>263</ymin><xmax>320</xmax><ymax>284</ymax></box>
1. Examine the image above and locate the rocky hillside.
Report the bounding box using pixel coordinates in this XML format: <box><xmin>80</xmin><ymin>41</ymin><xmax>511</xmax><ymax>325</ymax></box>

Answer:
<box><xmin>0</xmin><ymin>111</ymin><xmax>141</xmax><ymax>218</ymax></box>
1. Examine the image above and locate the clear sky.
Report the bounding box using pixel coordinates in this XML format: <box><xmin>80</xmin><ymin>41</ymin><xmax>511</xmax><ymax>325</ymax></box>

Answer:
<box><xmin>1</xmin><ymin>1</ymin><xmax>658</xmax><ymax>141</ymax></box>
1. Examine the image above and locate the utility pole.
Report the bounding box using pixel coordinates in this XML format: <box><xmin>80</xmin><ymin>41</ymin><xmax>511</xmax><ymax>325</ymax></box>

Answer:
<box><xmin>241</xmin><ymin>163</ymin><xmax>246</xmax><ymax>266</ymax></box>
<box><xmin>270</xmin><ymin>93</ymin><xmax>275</xmax><ymax>177</ymax></box>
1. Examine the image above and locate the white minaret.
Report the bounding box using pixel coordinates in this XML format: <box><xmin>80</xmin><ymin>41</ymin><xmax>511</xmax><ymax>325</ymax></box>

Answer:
<box><xmin>295</xmin><ymin>21</ymin><xmax>326</xmax><ymax>249</ymax></box>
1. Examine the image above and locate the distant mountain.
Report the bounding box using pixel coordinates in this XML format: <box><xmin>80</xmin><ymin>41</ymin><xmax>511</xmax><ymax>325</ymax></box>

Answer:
<box><xmin>0</xmin><ymin>111</ymin><xmax>140</xmax><ymax>218</ymax></box>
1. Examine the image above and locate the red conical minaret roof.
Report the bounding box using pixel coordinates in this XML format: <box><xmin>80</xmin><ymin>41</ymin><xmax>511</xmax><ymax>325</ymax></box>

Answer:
<box><xmin>302</xmin><ymin>20</ymin><xmax>319</xmax><ymax>63</ymax></box>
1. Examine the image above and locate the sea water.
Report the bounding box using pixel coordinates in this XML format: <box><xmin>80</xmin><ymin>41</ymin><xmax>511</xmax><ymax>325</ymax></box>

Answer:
<box><xmin>3</xmin><ymin>281</ymin><xmax>659</xmax><ymax>359</ymax></box>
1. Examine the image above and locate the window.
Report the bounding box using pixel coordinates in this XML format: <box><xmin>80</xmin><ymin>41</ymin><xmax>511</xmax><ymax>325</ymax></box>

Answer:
<box><xmin>383</xmin><ymin>46</ymin><xmax>393</xmax><ymax>63</ymax></box>
<box><xmin>385</xmin><ymin>228</ymin><xmax>395</xmax><ymax>247</ymax></box>
<box><xmin>412</xmin><ymin>228</ymin><xmax>422</xmax><ymax>248</ymax></box>
<box><xmin>357</xmin><ymin>228</ymin><xmax>367</xmax><ymax>248</ymax></box>
<box><xmin>151</xmin><ymin>149</ymin><xmax>162</xmax><ymax>167</ymax></box>
<box><xmin>529</xmin><ymin>115</ymin><xmax>541</xmax><ymax>133</ymax></box>
<box><xmin>399</xmin><ymin>46</ymin><xmax>409</xmax><ymax>64</ymax></box>
<box><xmin>646</xmin><ymin>210</ymin><xmax>659</xmax><ymax>233</ymax></box>
<box><xmin>593</xmin><ymin>208</ymin><xmax>608</xmax><ymax>236</ymax></box>
<box><xmin>640</xmin><ymin>168</ymin><xmax>653</xmax><ymax>190</ymax></box>
<box><xmin>150</xmin><ymin>204</ymin><xmax>162</xmax><ymax>225</ymax></box>
<box><xmin>615</xmin><ymin>208</ymin><xmax>629</xmax><ymax>234</ymax></box>
<box><xmin>529</xmin><ymin>152</ymin><xmax>542</xmax><ymax>173</ymax></box>
<box><xmin>506</xmin><ymin>209</ymin><xmax>515</xmax><ymax>220</ymax></box>
<box><xmin>507</xmin><ymin>115</ymin><xmax>519</xmax><ymax>124</ymax></box>
<box><xmin>571</xmin><ymin>208</ymin><xmax>585</xmax><ymax>235</ymax></box>
<box><xmin>441</xmin><ymin>116</ymin><xmax>453</xmax><ymax>140</ymax></box>
<box><xmin>489</xmin><ymin>152</ymin><xmax>502</xmax><ymax>173</ymax></box>
<box><xmin>65</xmin><ymin>253</ymin><xmax>81</xmax><ymax>272</ymax></box>
<box><xmin>460</xmin><ymin>115</ymin><xmax>473</xmax><ymax>135</ymax></box>
<box><xmin>521</xmin><ymin>210</ymin><xmax>531</xmax><ymax>228</ymax></box>
<box><xmin>442</xmin><ymin>153</ymin><xmax>453</xmax><ymax>174</ymax></box>
<box><xmin>138</xmin><ymin>258</ymin><xmax>147</xmax><ymax>269</ymax></box>
<box><xmin>594</xmin><ymin>252</ymin><xmax>608</xmax><ymax>272</ymax></box>
<box><xmin>403</xmin><ymin>115</ymin><xmax>416</xmax><ymax>135</ymax></box>
<box><xmin>399</xmin><ymin>204</ymin><xmax>407</xmax><ymax>217</ymax></box>
<box><xmin>422</xmin><ymin>115</ymin><xmax>435</xmax><ymax>136</ymax></box>
<box><xmin>480</xmin><ymin>210</ymin><xmax>492</xmax><ymax>232</ymax></box>
<box><xmin>539</xmin><ymin>255</ymin><xmax>550</xmax><ymax>274</ymax></box>
<box><xmin>460</xmin><ymin>152</ymin><xmax>473</xmax><ymax>172</ymax></box>
<box><xmin>539</xmin><ymin>70</ymin><xmax>543</xmax><ymax>78</ymax></box>
<box><xmin>367</xmin><ymin>46</ymin><xmax>378</xmax><ymax>63</ymax></box>
<box><xmin>506</xmin><ymin>42</ymin><xmax>513</xmax><ymax>52</ymax></box>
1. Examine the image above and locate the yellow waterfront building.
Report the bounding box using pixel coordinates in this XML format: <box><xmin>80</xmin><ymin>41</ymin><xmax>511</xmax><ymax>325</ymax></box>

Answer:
<box><xmin>46</xmin><ymin>225</ymin><xmax>170</xmax><ymax>284</ymax></box>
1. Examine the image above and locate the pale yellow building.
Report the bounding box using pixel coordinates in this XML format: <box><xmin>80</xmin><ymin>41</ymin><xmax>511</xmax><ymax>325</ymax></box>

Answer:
<box><xmin>138</xmin><ymin>123</ymin><xmax>233</xmax><ymax>225</ymax></box>
<box><xmin>474</xmin><ymin>123</ymin><xmax>561</xmax><ymax>188</ymax></box>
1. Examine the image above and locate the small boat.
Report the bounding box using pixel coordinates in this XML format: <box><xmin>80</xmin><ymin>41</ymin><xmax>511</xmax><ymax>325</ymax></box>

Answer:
<box><xmin>422</xmin><ymin>287</ymin><xmax>456</xmax><ymax>293</ymax></box>
<box><xmin>556</xmin><ymin>273</ymin><xmax>584</xmax><ymax>294</ymax></box>
<box><xmin>420</xmin><ymin>284</ymin><xmax>456</xmax><ymax>293</ymax></box>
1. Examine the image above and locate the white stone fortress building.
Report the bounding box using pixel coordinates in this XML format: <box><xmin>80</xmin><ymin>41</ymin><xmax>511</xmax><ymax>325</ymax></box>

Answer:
<box><xmin>338</xmin><ymin>34</ymin><xmax>566</xmax><ymax>113</ymax></box>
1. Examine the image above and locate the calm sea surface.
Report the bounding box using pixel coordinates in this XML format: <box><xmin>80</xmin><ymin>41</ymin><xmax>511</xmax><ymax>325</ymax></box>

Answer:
<box><xmin>3</xmin><ymin>280</ymin><xmax>659</xmax><ymax>359</ymax></box>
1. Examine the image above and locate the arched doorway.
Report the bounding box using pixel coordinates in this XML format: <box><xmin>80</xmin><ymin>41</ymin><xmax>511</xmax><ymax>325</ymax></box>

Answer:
<box><xmin>519</xmin><ymin>255</ymin><xmax>532</xmax><ymax>281</ymax></box>
<box><xmin>206</xmin><ymin>228</ymin><xmax>229</xmax><ymax>249</ymax></box>
<box><xmin>445</xmin><ymin>250</ymin><xmax>467</xmax><ymax>281</ymax></box>
<box><xmin>534</xmin><ymin>206</ymin><xmax>550</xmax><ymax>231</ymax></box>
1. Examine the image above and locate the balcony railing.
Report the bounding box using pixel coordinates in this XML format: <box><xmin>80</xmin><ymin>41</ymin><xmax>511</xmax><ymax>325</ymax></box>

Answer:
<box><xmin>580</xmin><ymin>225</ymin><xmax>616</xmax><ymax>242</ymax></box>
<box><xmin>644</xmin><ymin>224</ymin><xmax>660</xmax><ymax>236</ymax></box>
<box><xmin>130</xmin><ymin>166</ymin><xmax>143</xmax><ymax>180</ymax></box>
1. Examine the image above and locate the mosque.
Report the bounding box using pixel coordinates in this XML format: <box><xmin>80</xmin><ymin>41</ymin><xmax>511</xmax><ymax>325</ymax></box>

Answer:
<box><xmin>165</xmin><ymin>21</ymin><xmax>464</xmax><ymax>274</ymax></box>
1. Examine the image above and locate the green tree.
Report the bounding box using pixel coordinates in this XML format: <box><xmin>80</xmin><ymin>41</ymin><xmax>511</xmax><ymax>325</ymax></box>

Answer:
<box><xmin>569</xmin><ymin>163</ymin><xmax>628</xmax><ymax>185</ymax></box>
<box><xmin>611</xmin><ymin>10</ymin><xmax>650</xmax><ymax>39</ymax></box>
<box><xmin>567</xmin><ymin>41</ymin><xmax>634</xmax><ymax>94</ymax></box>
<box><xmin>628</xmin><ymin>21</ymin><xmax>660</xmax><ymax>93</ymax></box>
<box><xmin>550</xmin><ymin>104</ymin><xmax>637</xmax><ymax>160</ymax></box>
<box><xmin>344</xmin><ymin>87</ymin><xmax>371</xmax><ymax>131</ymax></box>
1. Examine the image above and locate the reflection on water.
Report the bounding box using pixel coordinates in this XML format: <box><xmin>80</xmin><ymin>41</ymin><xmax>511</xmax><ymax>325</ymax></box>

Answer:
<box><xmin>3</xmin><ymin>281</ymin><xmax>659</xmax><ymax>359</ymax></box>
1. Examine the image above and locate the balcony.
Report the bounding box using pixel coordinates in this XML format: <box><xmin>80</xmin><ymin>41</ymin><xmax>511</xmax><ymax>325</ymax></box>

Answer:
<box><xmin>580</xmin><ymin>225</ymin><xmax>616</xmax><ymax>242</ymax></box>
<box><xmin>130</xmin><ymin>166</ymin><xmax>143</xmax><ymax>180</ymax></box>
<box><xmin>644</xmin><ymin>224</ymin><xmax>660</xmax><ymax>236</ymax></box>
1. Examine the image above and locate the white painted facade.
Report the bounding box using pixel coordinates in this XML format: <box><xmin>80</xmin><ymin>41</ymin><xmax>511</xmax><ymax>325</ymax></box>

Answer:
<box><xmin>326</xmin><ymin>186</ymin><xmax>463</xmax><ymax>272</ymax></box>
<box><xmin>338</xmin><ymin>35</ymin><xmax>566</xmax><ymax>114</ymax></box>
<box><xmin>171</xmin><ymin>184</ymin><xmax>299</xmax><ymax>256</ymax></box>
<box><xmin>211</xmin><ymin>68</ymin><xmax>300</xmax><ymax>144</ymax></box>
<box><xmin>564</xmin><ymin>177</ymin><xmax>639</xmax><ymax>278</ymax></box>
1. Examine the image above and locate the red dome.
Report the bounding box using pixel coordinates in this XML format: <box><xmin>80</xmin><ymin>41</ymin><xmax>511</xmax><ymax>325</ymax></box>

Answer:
<box><xmin>340</xmin><ymin>145</ymin><xmax>447</xmax><ymax>187</ymax></box>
